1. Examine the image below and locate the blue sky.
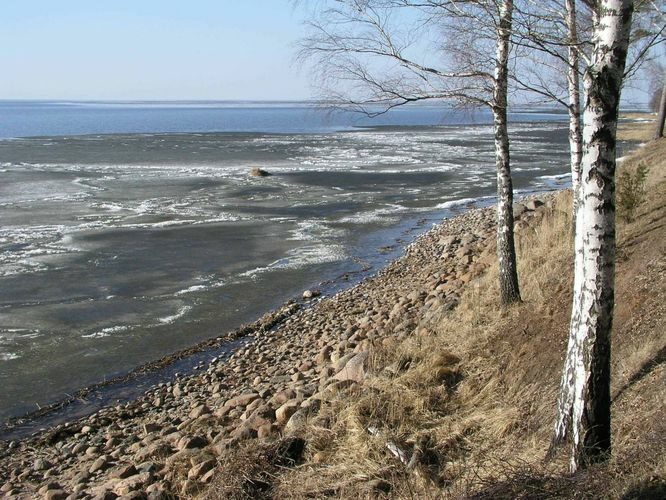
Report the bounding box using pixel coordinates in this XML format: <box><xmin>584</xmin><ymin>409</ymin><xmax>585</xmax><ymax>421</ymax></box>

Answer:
<box><xmin>0</xmin><ymin>0</ymin><xmax>312</xmax><ymax>100</ymax></box>
<box><xmin>0</xmin><ymin>1</ymin><xmax>656</xmax><ymax>104</ymax></box>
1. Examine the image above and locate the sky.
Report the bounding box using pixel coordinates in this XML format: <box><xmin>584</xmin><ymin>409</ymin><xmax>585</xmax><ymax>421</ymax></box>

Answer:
<box><xmin>0</xmin><ymin>1</ymin><xmax>658</xmax><ymax>104</ymax></box>
<box><xmin>0</xmin><ymin>0</ymin><xmax>313</xmax><ymax>100</ymax></box>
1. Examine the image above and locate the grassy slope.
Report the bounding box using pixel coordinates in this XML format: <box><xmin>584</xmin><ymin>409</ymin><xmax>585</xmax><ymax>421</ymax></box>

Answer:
<box><xmin>205</xmin><ymin>121</ymin><xmax>666</xmax><ymax>499</ymax></box>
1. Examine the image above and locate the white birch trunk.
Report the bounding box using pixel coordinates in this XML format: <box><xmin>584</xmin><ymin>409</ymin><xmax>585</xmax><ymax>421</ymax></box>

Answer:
<box><xmin>654</xmin><ymin>82</ymin><xmax>666</xmax><ymax>139</ymax></box>
<box><xmin>551</xmin><ymin>0</ymin><xmax>634</xmax><ymax>473</ymax></box>
<box><xmin>493</xmin><ymin>0</ymin><xmax>521</xmax><ymax>305</ymax></box>
<box><xmin>566</xmin><ymin>0</ymin><xmax>583</xmax><ymax>229</ymax></box>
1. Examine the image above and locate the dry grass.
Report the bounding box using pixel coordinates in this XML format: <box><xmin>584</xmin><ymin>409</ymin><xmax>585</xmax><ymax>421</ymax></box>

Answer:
<box><xmin>203</xmin><ymin>138</ymin><xmax>666</xmax><ymax>499</ymax></box>
<box><xmin>204</xmin><ymin>437</ymin><xmax>307</xmax><ymax>499</ymax></box>
<box><xmin>618</xmin><ymin>112</ymin><xmax>657</xmax><ymax>142</ymax></box>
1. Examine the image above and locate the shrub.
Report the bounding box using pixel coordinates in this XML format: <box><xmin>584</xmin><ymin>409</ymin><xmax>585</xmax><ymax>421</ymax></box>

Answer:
<box><xmin>617</xmin><ymin>163</ymin><xmax>649</xmax><ymax>222</ymax></box>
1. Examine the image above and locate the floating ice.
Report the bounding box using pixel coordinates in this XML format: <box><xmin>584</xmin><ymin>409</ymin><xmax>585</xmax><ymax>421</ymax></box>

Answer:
<box><xmin>82</xmin><ymin>325</ymin><xmax>131</xmax><ymax>339</ymax></box>
<box><xmin>157</xmin><ymin>306</ymin><xmax>192</xmax><ymax>325</ymax></box>
<box><xmin>238</xmin><ymin>243</ymin><xmax>346</xmax><ymax>281</ymax></box>
<box><xmin>537</xmin><ymin>173</ymin><xmax>570</xmax><ymax>180</ymax></box>
<box><xmin>435</xmin><ymin>197</ymin><xmax>492</xmax><ymax>210</ymax></box>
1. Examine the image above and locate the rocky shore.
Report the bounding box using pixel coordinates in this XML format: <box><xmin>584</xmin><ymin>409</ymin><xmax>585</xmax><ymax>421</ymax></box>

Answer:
<box><xmin>0</xmin><ymin>195</ymin><xmax>553</xmax><ymax>499</ymax></box>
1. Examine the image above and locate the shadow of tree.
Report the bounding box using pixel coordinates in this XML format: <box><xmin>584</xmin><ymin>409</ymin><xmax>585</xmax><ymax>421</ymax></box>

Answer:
<box><xmin>613</xmin><ymin>345</ymin><xmax>666</xmax><ymax>403</ymax></box>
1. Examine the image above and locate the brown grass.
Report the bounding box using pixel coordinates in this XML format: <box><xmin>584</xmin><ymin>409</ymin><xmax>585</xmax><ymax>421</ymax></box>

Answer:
<box><xmin>618</xmin><ymin>112</ymin><xmax>657</xmax><ymax>142</ymax></box>
<box><xmin>202</xmin><ymin>137</ymin><xmax>666</xmax><ymax>499</ymax></box>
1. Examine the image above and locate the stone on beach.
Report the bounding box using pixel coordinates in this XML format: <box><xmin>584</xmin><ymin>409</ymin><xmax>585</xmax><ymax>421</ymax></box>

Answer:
<box><xmin>302</xmin><ymin>289</ymin><xmax>320</xmax><ymax>299</ymax></box>
<box><xmin>333</xmin><ymin>351</ymin><xmax>369</xmax><ymax>383</ymax></box>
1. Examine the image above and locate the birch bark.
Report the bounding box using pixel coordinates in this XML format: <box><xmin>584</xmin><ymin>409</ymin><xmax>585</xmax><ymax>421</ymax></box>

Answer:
<box><xmin>493</xmin><ymin>0</ymin><xmax>521</xmax><ymax>305</ymax></box>
<box><xmin>566</xmin><ymin>0</ymin><xmax>583</xmax><ymax>229</ymax></box>
<box><xmin>654</xmin><ymin>82</ymin><xmax>666</xmax><ymax>139</ymax></box>
<box><xmin>551</xmin><ymin>0</ymin><xmax>634</xmax><ymax>473</ymax></box>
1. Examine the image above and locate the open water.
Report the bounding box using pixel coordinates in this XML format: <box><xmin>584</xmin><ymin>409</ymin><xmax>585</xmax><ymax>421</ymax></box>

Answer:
<box><xmin>0</xmin><ymin>101</ymin><xmax>572</xmax><ymax>421</ymax></box>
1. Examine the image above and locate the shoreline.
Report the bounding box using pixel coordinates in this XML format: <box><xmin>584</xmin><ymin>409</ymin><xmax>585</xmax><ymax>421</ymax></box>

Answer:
<box><xmin>0</xmin><ymin>181</ymin><xmax>564</xmax><ymax>442</ymax></box>
<box><xmin>0</xmin><ymin>117</ymin><xmax>577</xmax><ymax>419</ymax></box>
<box><xmin>0</xmin><ymin>186</ymin><xmax>559</xmax><ymax>497</ymax></box>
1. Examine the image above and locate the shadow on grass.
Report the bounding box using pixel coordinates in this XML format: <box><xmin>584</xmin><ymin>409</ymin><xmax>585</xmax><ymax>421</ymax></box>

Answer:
<box><xmin>466</xmin><ymin>469</ymin><xmax>665</xmax><ymax>500</ymax></box>
<box><xmin>613</xmin><ymin>345</ymin><xmax>666</xmax><ymax>403</ymax></box>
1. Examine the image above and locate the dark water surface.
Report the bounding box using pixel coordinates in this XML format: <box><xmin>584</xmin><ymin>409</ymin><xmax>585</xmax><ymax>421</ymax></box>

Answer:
<box><xmin>0</xmin><ymin>101</ymin><xmax>572</xmax><ymax>421</ymax></box>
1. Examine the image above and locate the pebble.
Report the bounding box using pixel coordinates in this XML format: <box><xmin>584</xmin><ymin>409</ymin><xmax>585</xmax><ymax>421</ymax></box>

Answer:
<box><xmin>89</xmin><ymin>455</ymin><xmax>111</xmax><ymax>474</ymax></box>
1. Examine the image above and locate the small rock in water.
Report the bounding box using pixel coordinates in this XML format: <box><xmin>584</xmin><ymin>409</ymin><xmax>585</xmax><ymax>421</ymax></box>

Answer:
<box><xmin>249</xmin><ymin>167</ymin><xmax>271</xmax><ymax>177</ymax></box>
<box><xmin>302</xmin><ymin>289</ymin><xmax>320</xmax><ymax>300</ymax></box>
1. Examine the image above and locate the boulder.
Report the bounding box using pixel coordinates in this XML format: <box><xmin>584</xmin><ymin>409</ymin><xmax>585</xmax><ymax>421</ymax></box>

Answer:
<box><xmin>111</xmin><ymin>464</ymin><xmax>138</xmax><ymax>480</ymax></box>
<box><xmin>333</xmin><ymin>351</ymin><xmax>369</xmax><ymax>383</ymax></box>
<box><xmin>176</xmin><ymin>435</ymin><xmax>208</xmax><ymax>451</ymax></box>
<box><xmin>44</xmin><ymin>490</ymin><xmax>68</xmax><ymax>500</ymax></box>
<box><xmin>113</xmin><ymin>472</ymin><xmax>151</xmax><ymax>496</ymax></box>
<box><xmin>270</xmin><ymin>389</ymin><xmax>297</xmax><ymax>406</ymax></box>
<box><xmin>134</xmin><ymin>442</ymin><xmax>172</xmax><ymax>463</ymax></box>
<box><xmin>38</xmin><ymin>483</ymin><xmax>62</xmax><ymax>495</ymax></box>
<box><xmin>189</xmin><ymin>404</ymin><xmax>211</xmax><ymax>419</ymax></box>
<box><xmin>142</xmin><ymin>423</ymin><xmax>161</xmax><ymax>436</ymax></box>
<box><xmin>302</xmin><ymin>289</ymin><xmax>320</xmax><ymax>299</ymax></box>
<box><xmin>33</xmin><ymin>458</ymin><xmax>53</xmax><ymax>471</ymax></box>
<box><xmin>275</xmin><ymin>400</ymin><xmax>300</xmax><ymax>425</ymax></box>
<box><xmin>89</xmin><ymin>455</ymin><xmax>112</xmax><ymax>474</ymax></box>
<box><xmin>284</xmin><ymin>409</ymin><xmax>309</xmax><ymax>434</ymax></box>
<box><xmin>187</xmin><ymin>459</ymin><xmax>216</xmax><ymax>481</ymax></box>
<box><xmin>223</xmin><ymin>393</ymin><xmax>259</xmax><ymax>409</ymax></box>
<box><xmin>315</xmin><ymin>346</ymin><xmax>333</xmax><ymax>365</ymax></box>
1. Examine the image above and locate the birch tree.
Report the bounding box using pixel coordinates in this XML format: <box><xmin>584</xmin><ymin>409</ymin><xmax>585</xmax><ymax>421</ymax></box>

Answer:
<box><xmin>509</xmin><ymin>0</ymin><xmax>589</xmax><ymax>226</ymax></box>
<box><xmin>565</xmin><ymin>0</ymin><xmax>584</xmax><ymax>223</ymax></box>
<box><xmin>299</xmin><ymin>0</ymin><xmax>522</xmax><ymax>304</ymax></box>
<box><xmin>493</xmin><ymin>0</ymin><xmax>522</xmax><ymax>304</ymax></box>
<box><xmin>654</xmin><ymin>81</ymin><xmax>666</xmax><ymax>138</ymax></box>
<box><xmin>550</xmin><ymin>0</ymin><xmax>634</xmax><ymax>473</ymax></box>
<box><xmin>512</xmin><ymin>0</ymin><xmax>662</xmax><ymax>226</ymax></box>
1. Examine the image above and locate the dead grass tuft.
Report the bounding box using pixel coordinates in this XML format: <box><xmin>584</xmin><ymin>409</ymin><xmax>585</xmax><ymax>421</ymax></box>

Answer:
<box><xmin>203</xmin><ymin>437</ymin><xmax>306</xmax><ymax>499</ymax></box>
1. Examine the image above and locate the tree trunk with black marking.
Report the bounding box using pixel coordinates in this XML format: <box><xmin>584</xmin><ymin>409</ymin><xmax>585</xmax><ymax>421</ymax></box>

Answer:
<box><xmin>654</xmin><ymin>82</ymin><xmax>666</xmax><ymax>139</ymax></box>
<box><xmin>551</xmin><ymin>0</ymin><xmax>634</xmax><ymax>473</ymax></box>
<box><xmin>493</xmin><ymin>0</ymin><xmax>521</xmax><ymax>306</ymax></box>
<box><xmin>566</xmin><ymin>0</ymin><xmax>583</xmax><ymax>229</ymax></box>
